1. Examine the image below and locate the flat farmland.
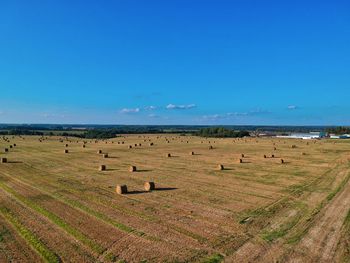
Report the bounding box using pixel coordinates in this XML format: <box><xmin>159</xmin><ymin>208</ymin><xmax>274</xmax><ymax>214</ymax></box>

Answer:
<box><xmin>0</xmin><ymin>135</ymin><xmax>350</xmax><ymax>262</ymax></box>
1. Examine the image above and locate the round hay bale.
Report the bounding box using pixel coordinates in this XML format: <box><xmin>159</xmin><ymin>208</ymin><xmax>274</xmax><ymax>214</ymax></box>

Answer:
<box><xmin>13</xmin><ymin>144</ymin><xmax>16</xmax><ymax>147</ymax></box>
<box><xmin>301</xmin><ymin>152</ymin><xmax>306</xmax><ymax>155</ymax></box>
<box><xmin>271</xmin><ymin>154</ymin><xmax>275</xmax><ymax>158</ymax></box>
<box><xmin>208</xmin><ymin>145</ymin><xmax>213</xmax><ymax>150</ymax></box>
<box><xmin>4</xmin><ymin>148</ymin><xmax>8</xmax><ymax>153</ymax></box>
<box><xmin>138</xmin><ymin>143</ymin><xmax>142</xmax><ymax>146</ymax></box>
<box><xmin>280</xmin><ymin>159</ymin><xmax>284</xmax><ymax>164</ymax></box>
<box><xmin>99</xmin><ymin>165</ymin><xmax>106</xmax><ymax>171</ymax></box>
<box><xmin>166</xmin><ymin>153</ymin><xmax>171</xmax><ymax>158</ymax></box>
<box><xmin>149</xmin><ymin>142</ymin><xmax>154</xmax><ymax>146</ymax></box>
<box><xmin>134</xmin><ymin>144</ymin><xmax>138</xmax><ymax>147</ymax></box>
<box><xmin>1</xmin><ymin>158</ymin><xmax>7</xmax><ymax>163</ymax></box>
<box><xmin>263</xmin><ymin>154</ymin><xmax>267</xmax><ymax>158</ymax></box>
<box><xmin>65</xmin><ymin>144</ymin><xmax>68</xmax><ymax>147</ymax></box>
<box><xmin>238</xmin><ymin>158</ymin><xmax>243</xmax><ymax>163</ymax></box>
<box><xmin>97</xmin><ymin>150</ymin><xmax>102</xmax><ymax>154</ymax></box>
<box><xmin>116</xmin><ymin>185</ymin><xmax>127</xmax><ymax>194</ymax></box>
<box><xmin>64</xmin><ymin>149</ymin><xmax>69</xmax><ymax>153</ymax></box>
<box><xmin>144</xmin><ymin>182</ymin><xmax>155</xmax><ymax>191</ymax></box>
<box><xmin>217</xmin><ymin>164</ymin><xmax>224</xmax><ymax>170</ymax></box>
<box><xmin>9</xmin><ymin>145</ymin><xmax>13</xmax><ymax>149</ymax></box>
<box><xmin>129</xmin><ymin>166</ymin><xmax>136</xmax><ymax>172</ymax></box>
<box><xmin>82</xmin><ymin>145</ymin><xmax>86</xmax><ymax>148</ymax></box>
<box><xmin>128</xmin><ymin>145</ymin><xmax>132</xmax><ymax>149</ymax></box>
<box><xmin>274</xmin><ymin>147</ymin><xmax>277</xmax><ymax>151</ymax></box>
<box><xmin>103</xmin><ymin>154</ymin><xmax>108</xmax><ymax>158</ymax></box>
<box><xmin>291</xmin><ymin>145</ymin><xmax>297</xmax><ymax>148</ymax></box>
<box><xmin>189</xmin><ymin>151</ymin><xmax>194</xmax><ymax>155</ymax></box>
<box><xmin>241</xmin><ymin>154</ymin><xmax>244</xmax><ymax>158</ymax></box>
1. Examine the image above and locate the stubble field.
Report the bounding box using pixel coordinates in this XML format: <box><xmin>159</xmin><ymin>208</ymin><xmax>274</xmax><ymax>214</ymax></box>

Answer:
<box><xmin>0</xmin><ymin>135</ymin><xmax>349</xmax><ymax>263</ymax></box>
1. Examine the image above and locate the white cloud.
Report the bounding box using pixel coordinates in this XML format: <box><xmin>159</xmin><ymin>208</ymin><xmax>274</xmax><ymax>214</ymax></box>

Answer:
<box><xmin>287</xmin><ymin>105</ymin><xmax>298</xmax><ymax>110</ymax></box>
<box><xmin>202</xmin><ymin>114</ymin><xmax>223</xmax><ymax>120</ymax></box>
<box><xmin>144</xmin><ymin>106</ymin><xmax>157</xmax><ymax>110</ymax></box>
<box><xmin>41</xmin><ymin>113</ymin><xmax>66</xmax><ymax>118</ymax></box>
<box><xmin>248</xmin><ymin>108</ymin><xmax>271</xmax><ymax>115</ymax></box>
<box><xmin>226</xmin><ymin>112</ymin><xmax>249</xmax><ymax>116</ymax></box>
<box><xmin>120</xmin><ymin>108</ymin><xmax>140</xmax><ymax>113</ymax></box>
<box><xmin>202</xmin><ymin>109</ymin><xmax>271</xmax><ymax>120</ymax></box>
<box><xmin>166</xmin><ymin>104</ymin><xmax>196</xmax><ymax>110</ymax></box>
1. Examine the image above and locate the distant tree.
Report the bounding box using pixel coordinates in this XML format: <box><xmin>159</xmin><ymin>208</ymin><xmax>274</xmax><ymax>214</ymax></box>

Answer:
<box><xmin>195</xmin><ymin>127</ymin><xmax>250</xmax><ymax>138</ymax></box>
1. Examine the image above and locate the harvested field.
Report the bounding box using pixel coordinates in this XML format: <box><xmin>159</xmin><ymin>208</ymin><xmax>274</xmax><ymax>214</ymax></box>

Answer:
<box><xmin>0</xmin><ymin>135</ymin><xmax>349</xmax><ymax>262</ymax></box>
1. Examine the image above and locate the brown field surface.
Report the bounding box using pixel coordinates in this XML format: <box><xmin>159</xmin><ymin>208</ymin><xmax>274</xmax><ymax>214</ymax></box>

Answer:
<box><xmin>0</xmin><ymin>135</ymin><xmax>350</xmax><ymax>262</ymax></box>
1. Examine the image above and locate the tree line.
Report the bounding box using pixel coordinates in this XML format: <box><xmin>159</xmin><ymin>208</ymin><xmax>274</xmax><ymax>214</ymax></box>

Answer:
<box><xmin>195</xmin><ymin>127</ymin><xmax>250</xmax><ymax>138</ymax></box>
<box><xmin>326</xmin><ymin>126</ymin><xmax>350</xmax><ymax>135</ymax></box>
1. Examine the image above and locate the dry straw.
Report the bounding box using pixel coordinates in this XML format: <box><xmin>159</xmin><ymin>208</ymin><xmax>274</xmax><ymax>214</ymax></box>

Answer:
<box><xmin>217</xmin><ymin>164</ymin><xmax>224</xmax><ymax>170</ymax></box>
<box><xmin>144</xmin><ymin>182</ymin><xmax>155</xmax><ymax>191</ymax></box>
<box><xmin>116</xmin><ymin>185</ymin><xmax>127</xmax><ymax>194</ymax></box>
<box><xmin>129</xmin><ymin>166</ymin><xmax>137</xmax><ymax>172</ymax></box>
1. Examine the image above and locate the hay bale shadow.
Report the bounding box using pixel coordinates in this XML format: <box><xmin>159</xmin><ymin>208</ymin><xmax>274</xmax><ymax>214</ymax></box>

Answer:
<box><xmin>127</xmin><ymin>190</ymin><xmax>149</xmax><ymax>195</ymax></box>
<box><xmin>155</xmin><ymin>187</ymin><xmax>177</xmax><ymax>191</ymax></box>
<box><xmin>127</xmin><ymin>187</ymin><xmax>177</xmax><ymax>194</ymax></box>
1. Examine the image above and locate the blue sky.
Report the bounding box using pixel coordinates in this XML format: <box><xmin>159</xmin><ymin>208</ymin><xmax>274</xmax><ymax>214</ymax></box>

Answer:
<box><xmin>0</xmin><ymin>0</ymin><xmax>349</xmax><ymax>125</ymax></box>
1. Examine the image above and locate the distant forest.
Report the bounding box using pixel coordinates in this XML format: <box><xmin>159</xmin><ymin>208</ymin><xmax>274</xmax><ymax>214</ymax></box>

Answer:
<box><xmin>326</xmin><ymin>126</ymin><xmax>350</xmax><ymax>135</ymax></box>
<box><xmin>195</xmin><ymin>127</ymin><xmax>250</xmax><ymax>138</ymax></box>
<box><xmin>0</xmin><ymin>124</ymin><xmax>346</xmax><ymax>139</ymax></box>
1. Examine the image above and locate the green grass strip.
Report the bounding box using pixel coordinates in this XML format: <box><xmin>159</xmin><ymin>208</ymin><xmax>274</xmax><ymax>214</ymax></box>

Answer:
<box><xmin>0</xmin><ymin>182</ymin><xmax>105</xmax><ymax>255</ymax></box>
<box><xmin>0</xmin><ymin>207</ymin><xmax>60</xmax><ymax>263</ymax></box>
<box><xmin>54</xmin><ymin>193</ymin><xmax>145</xmax><ymax>237</ymax></box>
<box><xmin>201</xmin><ymin>253</ymin><xmax>224</xmax><ymax>263</ymax></box>
<box><xmin>287</xmin><ymin>169</ymin><xmax>350</xmax><ymax>244</ymax></box>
